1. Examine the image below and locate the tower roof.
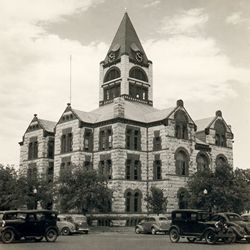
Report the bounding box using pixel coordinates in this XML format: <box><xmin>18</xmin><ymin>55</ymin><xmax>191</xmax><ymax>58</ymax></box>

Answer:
<box><xmin>103</xmin><ymin>12</ymin><xmax>149</xmax><ymax>65</ymax></box>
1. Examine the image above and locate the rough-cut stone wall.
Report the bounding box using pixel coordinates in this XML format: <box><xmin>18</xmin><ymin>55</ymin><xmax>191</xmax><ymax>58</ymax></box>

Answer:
<box><xmin>19</xmin><ymin>126</ymin><xmax>54</xmax><ymax>177</ymax></box>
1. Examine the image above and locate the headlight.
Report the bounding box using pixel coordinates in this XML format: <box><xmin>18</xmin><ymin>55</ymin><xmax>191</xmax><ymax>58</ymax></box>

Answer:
<box><xmin>2</xmin><ymin>220</ymin><xmax>5</xmax><ymax>227</ymax></box>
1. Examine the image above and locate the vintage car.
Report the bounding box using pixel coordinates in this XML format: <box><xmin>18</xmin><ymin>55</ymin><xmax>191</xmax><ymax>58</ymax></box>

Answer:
<box><xmin>241</xmin><ymin>213</ymin><xmax>250</xmax><ymax>222</ymax></box>
<box><xmin>169</xmin><ymin>209</ymin><xmax>234</xmax><ymax>244</ymax></box>
<box><xmin>0</xmin><ymin>210</ymin><xmax>59</xmax><ymax>243</ymax></box>
<box><xmin>57</xmin><ymin>216</ymin><xmax>76</xmax><ymax>235</ymax></box>
<box><xmin>135</xmin><ymin>216</ymin><xmax>170</xmax><ymax>234</ymax></box>
<box><xmin>58</xmin><ymin>214</ymin><xmax>89</xmax><ymax>234</ymax></box>
<box><xmin>211</xmin><ymin>212</ymin><xmax>250</xmax><ymax>242</ymax></box>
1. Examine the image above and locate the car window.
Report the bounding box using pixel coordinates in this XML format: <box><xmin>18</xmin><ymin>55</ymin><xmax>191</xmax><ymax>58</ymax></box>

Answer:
<box><xmin>227</xmin><ymin>214</ymin><xmax>242</xmax><ymax>222</ymax></box>
<box><xmin>148</xmin><ymin>218</ymin><xmax>156</xmax><ymax>222</ymax></box>
<box><xmin>159</xmin><ymin>217</ymin><xmax>167</xmax><ymax>221</ymax></box>
<box><xmin>4</xmin><ymin>213</ymin><xmax>17</xmax><ymax>220</ymax></box>
<box><xmin>26</xmin><ymin>214</ymin><xmax>36</xmax><ymax>222</ymax></box>
<box><xmin>16</xmin><ymin>213</ymin><xmax>26</xmax><ymax>220</ymax></box>
<box><xmin>0</xmin><ymin>214</ymin><xmax>3</xmax><ymax>220</ymax></box>
<box><xmin>197</xmin><ymin>213</ymin><xmax>209</xmax><ymax>222</ymax></box>
<box><xmin>190</xmin><ymin>213</ymin><xmax>197</xmax><ymax>221</ymax></box>
<box><xmin>36</xmin><ymin>213</ymin><xmax>46</xmax><ymax>221</ymax></box>
<box><xmin>173</xmin><ymin>212</ymin><xmax>182</xmax><ymax>221</ymax></box>
<box><xmin>74</xmin><ymin>216</ymin><xmax>86</xmax><ymax>222</ymax></box>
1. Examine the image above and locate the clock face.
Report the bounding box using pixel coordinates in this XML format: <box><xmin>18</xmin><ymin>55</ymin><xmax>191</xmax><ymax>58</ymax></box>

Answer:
<box><xmin>135</xmin><ymin>51</ymin><xmax>143</xmax><ymax>62</ymax></box>
<box><xmin>108</xmin><ymin>52</ymin><xmax>116</xmax><ymax>62</ymax></box>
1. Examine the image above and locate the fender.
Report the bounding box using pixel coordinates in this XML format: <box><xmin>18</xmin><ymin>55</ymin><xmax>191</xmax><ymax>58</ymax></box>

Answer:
<box><xmin>202</xmin><ymin>227</ymin><xmax>216</xmax><ymax>237</ymax></box>
<box><xmin>169</xmin><ymin>225</ymin><xmax>180</xmax><ymax>234</ymax></box>
<box><xmin>45</xmin><ymin>226</ymin><xmax>59</xmax><ymax>236</ymax></box>
<box><xmin>230</xmin><ymin>225</ymin><xmax>245</xmax><ymax>238</ymax></box>
<box><xmin>135</xmin><ymin>225</ymin><xmax>144</xmax><ymax>233</ymax></box>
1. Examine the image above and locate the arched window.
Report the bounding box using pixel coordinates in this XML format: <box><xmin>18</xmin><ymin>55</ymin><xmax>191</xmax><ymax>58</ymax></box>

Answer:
<box><xmin>104</xmin><ymin>67</ymin><xmax>120</xmax><ymax>82</ymax></box>
<box><xmin>124</xmin><ymin>190</ymin><xmax>142</xmax><ymax>213</ymax></box>
<box><xmin>175</xmin><ymin>149</ymin><xmax>189</xmax><ymax>176</ymax></box>
<box><xmin>196</xmin><ymin>152</ymin><xmax>209</xmax><ymax>172</ymax></box>
<box><xmin>216</xmin><ymin>154</ymin><xmax>228</xmax><ymax>168</ymax></box>
<box><xmin>214</xmin><ymin>120</ymin><xmax>226</xmax><ymax>147</ymax></box>
<box><xmin>174</xmin><ymin>110</ymin><xmax>188</xmax><ymax>140</ymax></box>
<box><xmin>129</xmin><ymin>67</ymin><xmax>148</xmax><ymax>82</ymax></box>
<box><xmin>125</xmin><ymin>191</ymin><xmax>132</xmax><ymax>212</ymax></box>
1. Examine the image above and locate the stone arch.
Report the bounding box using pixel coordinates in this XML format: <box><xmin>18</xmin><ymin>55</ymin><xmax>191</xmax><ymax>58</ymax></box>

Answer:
<box><xmin>124</xmin><ymin>189</ymin><xmax>142</xmax><ymax>213</ymax></box>
<box><xmin>129</xmin><ymin>66</ymin><xmax>148</xmax><ymax>82</ymax></box>
<box><xmin>104</xmin><ymin>67</ymin><xmax>121</xmax><ymax>82</ymax></box>
<box><xmin>175</xmin><ymin>147</ymin><xmax>190</xmax><ymax>176</ymax></box>
<box><xmin>215</xmin><ymin>154</ymin><xmax>228</xmax><ymax>168</ymax></box>
<box><xmin>196</xmin><ymin>152</ymin><xmax>210</xmax><ymax>171</ymax></box>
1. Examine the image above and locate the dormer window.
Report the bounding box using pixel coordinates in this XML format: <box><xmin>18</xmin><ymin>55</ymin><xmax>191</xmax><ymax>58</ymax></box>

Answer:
<box><xmin>174</xmin><ymin>110</ymin><xmax>188</xmax><ymax>140</ymax></box>
<box><xmin>104</xmin><ymin>67</ymin><xmax>120</xmax><ymax>82</ymax></box>
<box><xmin>214</xmin><ymin>120</ymin><xmax>227</xmax><ymax>147</ymax></box>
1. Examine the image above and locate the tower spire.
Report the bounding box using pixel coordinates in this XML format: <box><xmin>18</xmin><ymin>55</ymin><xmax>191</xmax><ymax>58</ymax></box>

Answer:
<box><xmin>103</xmin><ymin>13</ymin><xmax>149</xmax><ymax>66</ymax></box>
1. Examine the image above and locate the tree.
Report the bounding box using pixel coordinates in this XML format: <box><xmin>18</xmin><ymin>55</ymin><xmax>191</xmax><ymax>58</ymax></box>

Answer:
<box><xmin>58</xmin><ymin>165</ymin><xmax>113</xmax><ymax>214</ymax></box>
<box><xmin>145</xmin><ymin>186</ymin><xmax>167</xmax><ymax>215</ymax></box>
<box><xmin>188</xmin><ymin>164</ymin><xmax>250</xmax><ymax>213</ymax></box>
<box><xmin>0</xmin><ymin>164</ymin><xmax>19</xmax><ymax>210</ymax></box>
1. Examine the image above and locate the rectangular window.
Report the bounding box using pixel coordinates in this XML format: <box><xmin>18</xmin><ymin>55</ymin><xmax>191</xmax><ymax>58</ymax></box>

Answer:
<box><xmin>47</xmin><ymin>162</ymin><xmax>54</xmax><ymax>183</ymax></box>
<box><xmin>48</xmin><ymin>139</ymin><xmax>54</xmax><ymax>159</ymax></box>
<box><xmin>28</xmin><ymin>137</ymin><xmax>38</xmax><ymax>160</ymax></box>
<box><xmin>126</xmin><ymin>126</ymin><xmax>141</xmax><ymax>151</ymax></box>
<box><xmin>60</xmin><ymin>157</ymin><xmax>71</xmax><ymax>175</ymax></box>
<box><xmin>61</xmin><ymin>128</ymin><xmax>73</xmax><ymax>153</ymax></box>
<box><xmin>125</xmin><ymin>155</ymin><xmax>141</xmax><ymax>180</ymax></box>
<box><xmin>27</xmin><ymin>163</ymin><xmax>37</xmax><ymax>181</ymax></box>
<box><xmin>99</xmin><ymin>126</ymin><xmax>112</xmax><ymax>151</ymax></box>
<box><xmin>104</xmin><ymin>84</ymin><xmax>120</xmax><ymax>101</ymax></box>
<box><xmin>153</xmin><ymin>131</ymin><xmax>161</xmax><ymax>151</ymax></box>
<box><xmin>99</xmin><ymin>159</ymin><xmax>112</xmax><ymax>180</ymax></box>
<box><xmin>84</xmin><ymin>129</ymin><xmax>93</xmax><ymax>152</ymax></box>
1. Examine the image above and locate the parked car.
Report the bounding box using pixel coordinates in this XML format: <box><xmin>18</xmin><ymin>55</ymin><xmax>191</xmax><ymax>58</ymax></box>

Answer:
<box><xmin>58</xmin><ymin>214</ymin><xmax>89</xmax><ymax>234</ymax></box>
<box><xmin>169</xmin><ymin>209</ymin><xmax>234</xmax><ymax>244</ymax></box>
<box><xmin>0</xmin><ymin>210</ymin><xmax>59</xmax><ymax>244</ymax></box>
<box><xmin>57</xmin><ymin>216</ymin><xmax>76</xmax><ymax>235</ymax></box>
<box><xmin>211</xmin><ymin>212</ymin><xmax>250</xmax><ymax>242</ymax></box>
<box><xmin>135</xmin><ymin>216</ymin><xmax>170</xmax><ymax>234</ymax></box>
<box><xmin>241</xmin><ymin>214</ymin><xmax>250</xmax><ymax>222</ymax></box>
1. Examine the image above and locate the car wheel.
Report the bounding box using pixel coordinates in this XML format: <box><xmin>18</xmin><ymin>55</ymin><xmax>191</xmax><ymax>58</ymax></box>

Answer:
<box><xmin>187</xmin><ymin>237</ymin><xmax>196</xmax><ymax>243</ymax></box>
<box><xmin>1</xmin><ymin>229</ymin><xmax>15</xmax><ymax>244</ymax></box>
<box><xmin>61</xmin><ymin>227</ymin><xmax>70</xmax><ymax>236</ymax></box>
<box><xmin>45</xmin><ymin>228</ymin><xmax>58</xmax><ymax>242</ymax></box>
<box><xmin>135</xmin><ymin>227</ymin><xmax>141</xmax><ymax>234</ymax></box>
<box><xmin>34</xmin><ymin>236</ymin><xmax>43</xmax><ymax>242</ymax></box>
<box><xmin>85</xmin><ymin>231</ymin><xmax>88</xmax><ymax>234</ymax></box>
<box><xmin>205</xmin><ymin>230</ymin><xmax>217</xmax><ymax>244</ymax></box>
<box><xmin>169</xmin><ymin>228</ymin><xmax>180</xmax><ymax>243</ymax></box>
<box><xmin>151</xmin><ymin>227</ymin><xmax>157</xmax><ymax>235</ymax></box>
<box><xmin>246</xmin><ymin>238</ymin><xmax>250</xmax><ymax>243</ymax></box>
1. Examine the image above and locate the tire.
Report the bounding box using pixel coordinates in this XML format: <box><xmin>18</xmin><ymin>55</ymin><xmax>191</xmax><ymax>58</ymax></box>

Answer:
<box><xmin>169</xmin><ymin>228</ymin><xmax>180</xmax><ymax>243</ymax></box>
<box><xmin>187</xmin><ymin>237</ymin><xmax>196</xmax><ymax>243</ymax></box>
<box><xmin>135</xmin><ymin>227</ymin><xmax>141</xmax><ymax>234</ymax></box>
<box><xmin>34</xmin><ymin>236</ymin><xmax>43</xmax><ymax>242</ymax></box>
<box><xmin>61</xmin><ymin>227</ymin><xmax>70</xmax><ymax>236</ymax></box>
<box><xmin>246</xmin><ymin>238</ymin><xmax>250</xmax><ymax>243</ymax></box>
<box><xmin>85</xmin><ymin>231</ymin><xmax>88</xmax><ymax>234</ymax></box>
<box><xmin>205</xmin><ymin>230</ymin><xmax>217</xmax><ymax>244</ymax></box>
<box><xmin>45</xmin><ymin>228</ymin><xmax>58</xmax><ymax>242</ymax></box>
<box><xmin>1</xmin><ymin>229</ymin><xmax>15</xmax><ymax>244</ymax></box>
<box><xmin>151</xmin><ymin>227</ymin><xmax>157</xmax><ymax>235</ymax></box>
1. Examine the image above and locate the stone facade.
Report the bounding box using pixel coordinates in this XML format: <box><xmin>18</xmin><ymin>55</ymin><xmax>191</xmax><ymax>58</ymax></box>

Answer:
<box><xmin>19</xmin><ymin>13</ymin><xmax>234</xmax><ymax>220</ymax></box>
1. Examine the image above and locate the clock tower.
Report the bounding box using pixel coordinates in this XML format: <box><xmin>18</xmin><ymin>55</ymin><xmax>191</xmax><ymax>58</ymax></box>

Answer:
<box><xmin>99</xmin><ymin>12</ymin><xmax>153</xmax><ymax>106</ymax></box>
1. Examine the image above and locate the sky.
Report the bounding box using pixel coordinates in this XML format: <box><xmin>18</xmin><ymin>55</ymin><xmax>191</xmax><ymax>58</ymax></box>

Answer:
<box><xmin>0</xmin><ymin>0</ymin><xmax>250</xmax><ymax>169</ymax></box>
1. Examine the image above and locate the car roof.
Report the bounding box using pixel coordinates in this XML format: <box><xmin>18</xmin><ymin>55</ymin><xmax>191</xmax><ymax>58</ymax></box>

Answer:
<box><xmin>172</xmin><ymin>209</ymin><xmax>206</xmax><ymax>213</ymax></box>
<box><xmin>0</xmin><ymin>210</ymin><xmax>58</xmax><ymax>214</ymax></box>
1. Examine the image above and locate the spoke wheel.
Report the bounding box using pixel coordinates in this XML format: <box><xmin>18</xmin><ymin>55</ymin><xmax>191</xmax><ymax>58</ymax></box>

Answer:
<box><xmin>169</xmin><ymin>228</ymin><xmax>180</xmax><ymax>243</ymax></box>
<box><xmin>1</xmin><ymin>229</ymin><xmax>15</xmax><ymax>244</ymax></box>
<box><xmin>45</xmin><ymin>228</ymin><xmax>58</xmax><ymax>242</ymax></box>
<box><xmin>61</xmin><ymin>227</ymin><xmax>70</xmax><ymax>236</ymax></box>
<box><xmin>135</xmin><ymin>227</ymin><xmax>141</xmax><ymax>234</ymax></box>
<box><xmin>205</xmin><ymin>230</ymin><xmax>216</xmax><ymax>244</ymax></box>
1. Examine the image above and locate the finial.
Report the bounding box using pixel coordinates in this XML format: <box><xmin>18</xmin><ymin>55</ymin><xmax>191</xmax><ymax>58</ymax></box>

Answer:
<box><xmin>124</xmin><ymin>7</ymin><xmax>127</xmax><ymax>13</ymax></box>
<box><xmin>177</xmin><ymin>99</ymin><xmax>184</xmax><ymax>107</ymax></box>
<box><xmin>216</xmin><ymin>110</ymin><xmax>222</xmax><ymax>117</ymax></box>
<box><xmin>67</xmin><ymin>103</ymin><xmax>71</xmax><ymax>107</ymax></box>
<box><xmin>34</xmin><ymin>114</ymin><xmax>37</xmax><ymax>117</ymax></box>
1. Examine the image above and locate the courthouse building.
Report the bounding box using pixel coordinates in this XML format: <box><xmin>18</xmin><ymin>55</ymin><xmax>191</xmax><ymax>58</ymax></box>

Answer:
<box><xmin>19</xmin><ymin>13</ymin><xmax>234</xmax><ymax>220</ymax></box>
